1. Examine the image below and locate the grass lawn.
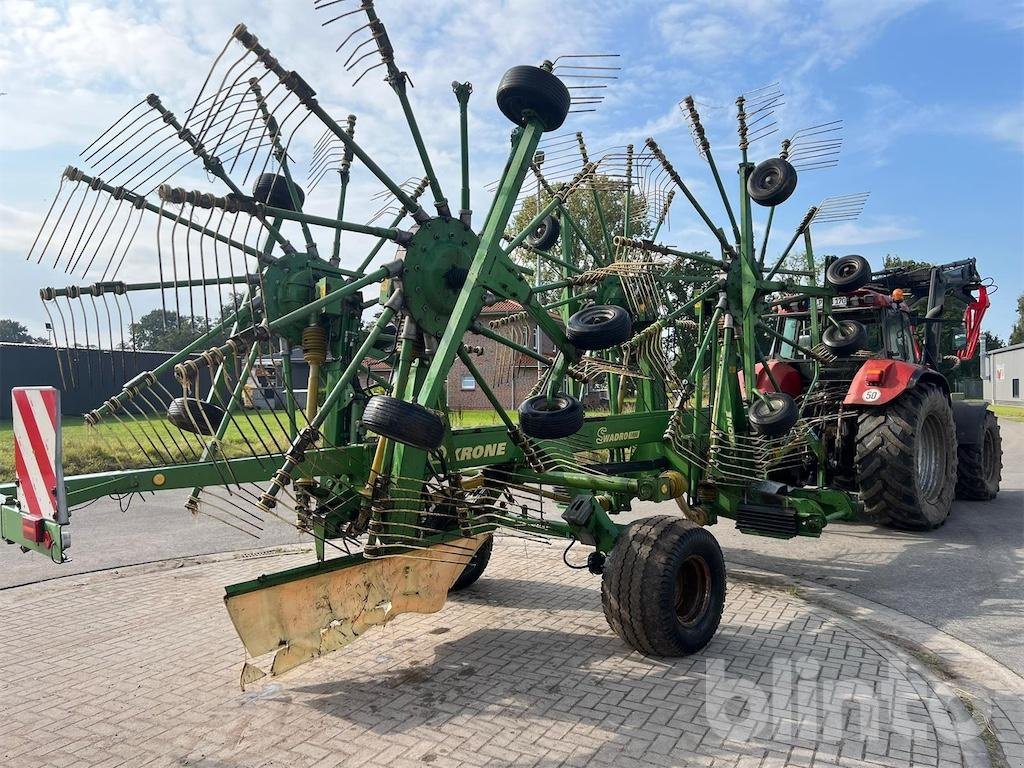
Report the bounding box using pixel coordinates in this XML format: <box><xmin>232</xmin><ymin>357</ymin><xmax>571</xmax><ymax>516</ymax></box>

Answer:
<box><xmin>0</xmin><ymin>411</ymin><xmax>294</xmax><ymax>480</ymax></box>
<box><xmin>0</xmin><ymin>408</ymin><xmax>517</xmax><ymax>479</ymax></box>
<box><xmin>990</xmin><ymin>404</ymin><xmax>1024</xmax><ymax>422</ymax></box>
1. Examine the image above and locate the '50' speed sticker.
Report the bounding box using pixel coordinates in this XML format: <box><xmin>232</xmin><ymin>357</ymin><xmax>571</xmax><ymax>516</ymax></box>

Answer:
<box><xmin>862</xmin><ymin>388</ymin><xmax>881</xmax><ymax>402</ymax></box>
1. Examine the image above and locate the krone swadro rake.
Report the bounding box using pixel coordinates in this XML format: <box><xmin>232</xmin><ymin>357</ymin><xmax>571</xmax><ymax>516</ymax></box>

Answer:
<box><xmin>4</xmin><ymin>3</ymin><xmax>867</xmax><ymax>680</ymax></box>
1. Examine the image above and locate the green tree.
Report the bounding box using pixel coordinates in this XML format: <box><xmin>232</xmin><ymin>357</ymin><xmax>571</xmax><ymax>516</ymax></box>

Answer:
<box><xmin>508</xmin><ymin>176</ymin><xmax>650</xmax><ymax>282</ymax></box>
<box><xmin>1010</xmin><ymin>292</ymin><xmax>1024</xmax><ymax>345</ymax></box>
<box><xmin>129</xmin><ymin>310</ymin><xmax>207</xmax><ymax>351</ymax></box>
<box><xmin>0</xmin><ymin>319</ymin><xmax>44</xmax><ymax>343</ymax></box>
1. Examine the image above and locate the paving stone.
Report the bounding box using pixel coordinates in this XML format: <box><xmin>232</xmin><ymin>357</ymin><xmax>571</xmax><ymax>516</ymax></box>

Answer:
<box><xmin>0</xmin><ymin>539</ymin><xmax>1007</xmax><ymax>768</ymax></box>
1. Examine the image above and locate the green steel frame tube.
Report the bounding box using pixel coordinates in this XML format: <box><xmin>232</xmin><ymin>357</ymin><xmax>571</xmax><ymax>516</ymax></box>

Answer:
<box><xmin>454</xmin><ymin>82</ymin><xmax>472</xmax><ymax>217</ymax></box>
<box><xmin>457</xmin><ymin>350</ymin><xmax>517</xmax><ymax>432</ymax></box>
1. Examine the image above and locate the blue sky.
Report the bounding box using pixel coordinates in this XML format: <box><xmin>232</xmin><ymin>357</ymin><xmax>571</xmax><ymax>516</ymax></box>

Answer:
<box><xmin>0</xmin><ymin>0</ymin><xmax>1021</xmax><ymax>338</ymax></box>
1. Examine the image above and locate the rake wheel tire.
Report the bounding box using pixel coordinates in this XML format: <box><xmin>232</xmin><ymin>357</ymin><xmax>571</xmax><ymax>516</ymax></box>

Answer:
<box><xmin>748</xmin><ymin>392</ymin><xmax>799</xmax><ymax>438</ymax></box>
<box><xmin>450</xmin><ymin>534</ymin><xmax>494</xmax><ymax>592</ymax></box>
<box><xmin>496</xmin><ymin>65</ymin><xmax>571</xmax><ymax>132</ymax></box>
<box><xmin>826</xmin><ymin>255</ymin><xmax>872</xmax><ymax>293</ymax></box>
<box><xmin>252</xmin><ymin>173</ymin><xmax>305</xmax><ymax>211</ymax></box>
<box><xmin>747</xmin><ymin>158</ymin><xmax>798</xmax><ymax>207</ymax></box>
<box><xmin>518</xmin><ymin>393</ymin><xmax>584</xmax><ymax>439</ymax></box>
<box><xmin>527</xmin><ymin>215</ymin><xmax>561</xmax><ymax>251</ymax></box>
<box><xmin>855</xmin><ymin>385</ymin><xmax>957</xmax><ymax>530</ymax></box>
<box><xmin>955</xmin><ymin>411</ymin><xmax>1002</xmax><ymax>501</ymax></box>
<box><xmin>822</xmin><ymin>319</ymin><xmax>868</xmax><ymax>356</ymax></box>
<box><xmin>167</xmin><ymin>397</ymin><xmax>226</xmax><ymax>436</ymax></box>
<box><xmin>567</xmin><ymin>305</ymin><xmax>633</xmax><ymax>351</ymax></box>
<box><xmin>362</xmin><ymin>395</ymin><xmax>445</xmax><ymax>451</ymax></box>
<box><xmin>601</xmin><ymin>515</ymin><xmax>726</xmax><ymax>657</ymax></box>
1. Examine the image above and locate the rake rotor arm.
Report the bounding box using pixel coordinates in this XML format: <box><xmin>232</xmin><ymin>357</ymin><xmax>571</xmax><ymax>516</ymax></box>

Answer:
<box><xmin>60</xmin><ymin>167</ymin><xmax>265</xmax><ymax>262</ymax></box>
<box><xmin>229</xmin><ymin>24</ymin><xmax>430</xmax><ymax>225</ymax></box>
<box><xmin>682</xmin><ymin>96</ymin><xmax>741</xmax><ymax>244</ymax></box>
<box><xmin>764</xmin><ymin>206</ymin><xmax>817</xmax><ymax>280</ymax></box>
<box><xmin>645</xmin><ymin>138</ymin><xmax>737</xmax><ymax>259</ymax></box>
<box><xmin>614</xmin><ymin>236</ymin><xmax>727</xmax><ymax>270</ymax></box>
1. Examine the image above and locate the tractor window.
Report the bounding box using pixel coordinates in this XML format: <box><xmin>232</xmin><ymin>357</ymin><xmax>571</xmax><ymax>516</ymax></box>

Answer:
<box><xmin>885</xmin><ymin>313</ymin><xmax>912</xmax><ymax>361</ymax></box>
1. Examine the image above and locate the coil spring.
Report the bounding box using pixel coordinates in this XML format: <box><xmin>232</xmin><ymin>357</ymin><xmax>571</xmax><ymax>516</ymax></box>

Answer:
<box><xmin>302</xmin><ymin>325</ymin><xmax>327</xmax><ymax>366</ymax></box>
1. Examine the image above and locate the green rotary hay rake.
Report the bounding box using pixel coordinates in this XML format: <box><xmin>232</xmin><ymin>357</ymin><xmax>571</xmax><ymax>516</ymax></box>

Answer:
<box><xmin>3</xmin><ymin>2</ymin><xmax>870</xmax><ymax>679</ymax></box>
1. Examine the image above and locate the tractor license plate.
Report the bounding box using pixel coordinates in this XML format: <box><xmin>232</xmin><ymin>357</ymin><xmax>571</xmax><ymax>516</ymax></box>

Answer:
<box><xmin>831</xmin><ymin>296</ymin><xmax>848</xmax><ymax>307</ymax></box>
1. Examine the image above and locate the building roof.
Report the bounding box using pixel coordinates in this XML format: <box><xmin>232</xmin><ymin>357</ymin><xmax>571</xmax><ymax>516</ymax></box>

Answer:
<box><xmin>481</xmin><ymin>299</ymin><xmax>524</xmax><ymax>315</ymax></box>
<box><xmin>986</xmin><ymin>342</ymin><xmax>1024</xmax><ymax>355</ymax></box>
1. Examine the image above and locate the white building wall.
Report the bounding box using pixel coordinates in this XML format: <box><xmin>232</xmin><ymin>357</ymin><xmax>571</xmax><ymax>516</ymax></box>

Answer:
<box><xmin>983</xmin><ymin>344</ymin><xmax>1024</xmax><ymax>403</ymax></box>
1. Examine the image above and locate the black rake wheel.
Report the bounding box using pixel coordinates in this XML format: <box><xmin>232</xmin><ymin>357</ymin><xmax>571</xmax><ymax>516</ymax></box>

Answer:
<box><xmin>601</xmin><ymin>515</ymin><xmax>726</xmax><ymax>657</ymax></box>
<box><xmin>567</xmin><ymin>305</ymin><xmax>633</xmax><ymax>351</ymax></box>
<box><xmin>517</xmin><ymin>393</ymin><xmax>584</xmax><ymax>439</ymax></box>
<box><xmin>496</xmin><ymin>65</ymin><xmax>572</xmax><ymax>132</ymax></box>
<box><xmin>826</xmin><ymin>255</ymin><xmax>872</xmax><ymax>294</ymax></box>
<box><xmin>748</xmin><ymin>392</ymin><xmax>799</xmax><ymax>438</ymax></box>
<box><xmin>527</xmin><ymin>215</ymin><xmax>561</xmax><ymax>251</ymax></box>
<box><xmin>362</xmin><ymin>395</ymin><xmax>445</xmax><ymax>451</ymax></box>
<box><xmin>747</xmin><ymin>158</ymin><xmax>798</xmax><ymax>207</ymax></box>
<box><xmin>167</xmin><ymin>397</ymin><xmax>226</xmax><ymax>436</ymax></box>
<box><xmin>252</xmin><ymin>173</ymin><xmax>305</xmax><ymax>211</ymax></box>
<box><xmin>822</xmin><ymin>319</ymin><xmax>868</xmax><ymax>356</ymax></box>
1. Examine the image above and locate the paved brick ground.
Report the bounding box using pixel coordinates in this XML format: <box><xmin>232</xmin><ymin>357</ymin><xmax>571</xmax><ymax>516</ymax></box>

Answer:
<box><xmin>0</xmin><ymin>539</ymin><xmax>1010</xmax><ymax>768</ymax></box>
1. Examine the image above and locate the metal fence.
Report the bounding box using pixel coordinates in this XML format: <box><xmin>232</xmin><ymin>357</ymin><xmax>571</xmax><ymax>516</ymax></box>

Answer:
<box><xmin>0</xmin><ymin>343</ymin><xmax>187</xmax><ymax>420</ymax></box>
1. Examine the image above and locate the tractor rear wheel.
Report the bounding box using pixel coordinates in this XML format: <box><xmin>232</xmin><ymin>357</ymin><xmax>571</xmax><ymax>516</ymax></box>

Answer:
<box><xmin>955</xmin><ymin>411</ymin><xmax>1002</xmax><ymax>500</ymax></box>
<box><xmin>601</xmin><ymin>516</ymin><xmax>726</xmax><ymax>656</ymax></box>
<box><xmin>855</xmin><ymin>385</ymin><xmax>957</xmax><ymax>530</ymax></box>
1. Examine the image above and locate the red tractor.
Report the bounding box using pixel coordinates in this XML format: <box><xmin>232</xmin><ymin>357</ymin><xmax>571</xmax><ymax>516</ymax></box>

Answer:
<box><xmin>758</xmin><ymin>257</ymin><xmax>1001</xmax><ymax>530</ymax></box>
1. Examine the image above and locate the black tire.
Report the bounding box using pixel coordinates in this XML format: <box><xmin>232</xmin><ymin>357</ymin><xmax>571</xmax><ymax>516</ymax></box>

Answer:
<box><xmin>601</xmin><ymin>515</ymin><xmax>726</xmax><ymax>657</ymax></box>
<box><xmin>748</xmin><ymin>392</ymin><xmax>799</xmax><ymax>438</ymax></box>
<box><xmin>955</xmin><ymin>411</ymin><xmax>1002</xmax><ymax>501</ymax></box>
<box><xmin>362</xmin><ymin>395</ymin><xmax>445</xmax><ymax>451</ymax></box>
<box><xmin>747</xmin><ymin>158</ymin><xmax>798</xmax><ymax>207</ymax></box>
<box><xmin>167</xmin><ymin>397</ymin><xmax>226</xmax><ymax>436</ymax></box>
<box><xmin>518</xmin><ymin>393</ymin><xmax>584</xmax><ymax>439</ymax></box>
<box><xmin>527</xmin><ymin>215</ymin><xmax>560</xmax><ymax>251</ymax></box>
<box><xmin>567</xmin><ymin>305</ymin><xmax>633</xmax><ymax>351</ymax></box>
<box><xmin>252</xmin><ymin>173</ymin><xmax>305</xmax><ymax>211</ymax></box>
<box><xmin>822</xmin><ymin>319</ymin><xmax>868</xmax><ymax>355</ymax></box>
<box><xmin>450</xmin><ymin>535</ymin><xmax>494</xmax><ymax>592</ymax></box>
<box><xmin>825</xmin><ymin>255</ymin><xmax>872</xmax><ymax>293</ymax></box>
<box><xmin>496</xmin><ymin>65</ymin><xmax>571</xmax><ymax>132</ymax></box>
<box><xmin>855</xmin><ymin>385</ymin><xmax>957</xmax><ymax>530</ymax></box>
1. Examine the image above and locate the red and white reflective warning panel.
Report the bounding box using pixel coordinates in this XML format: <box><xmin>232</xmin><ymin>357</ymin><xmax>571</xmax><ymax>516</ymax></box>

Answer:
<box><xmin>12</xmin><ymin>387</ymin><xmax>67</xmax><ymax>525</ymax></box>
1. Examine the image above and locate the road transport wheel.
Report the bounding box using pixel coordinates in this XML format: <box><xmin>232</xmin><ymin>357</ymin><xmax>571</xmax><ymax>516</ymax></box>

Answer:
<box><xmin>855</xmin><ymin>385</ymin><xmax>957</xmax><ymax>530</ymax></box>
<box><xmin>955</xmin><ymin>411</ymin><xmax>1002</xmax><ymax>500</ymax></box>
<box><xmin>601</xmin><ymin>515</ymin><xmax>726</xmax><ymax>656</ymax></box>
<box><xmin>362</xmin><ymin>395</ymin><xmax>445</xmax><ymax>451</ymax></box>
<box><xmin>450</xmin><ymin>534</ymin><xmax>494</xmax><ymax>592</ymax></box>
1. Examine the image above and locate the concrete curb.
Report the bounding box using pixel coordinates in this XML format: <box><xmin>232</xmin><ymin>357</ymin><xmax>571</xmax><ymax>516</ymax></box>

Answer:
<box><xmin>729</xmin><ymin>563</ymin><xmax>1023</xmax><ymax>768</ymax></box>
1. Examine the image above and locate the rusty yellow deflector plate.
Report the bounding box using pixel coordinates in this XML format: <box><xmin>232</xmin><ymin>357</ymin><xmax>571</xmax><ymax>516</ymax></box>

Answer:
<box><xmin>224</xmin><ymin>535</ymin><xmax>487</xmax><ymax>679</ymax></box>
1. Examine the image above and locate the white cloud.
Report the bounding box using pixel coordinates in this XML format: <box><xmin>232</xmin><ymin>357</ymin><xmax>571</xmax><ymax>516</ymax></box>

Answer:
<box><xmin>811</xmin><ymin>216</ymin><xmax>921</xmax><ymax>248</ymax></box>
<box><xmin>655</xmin><ymin>0</ymin><xmax>931</xmax><ymax>73</ymax></box>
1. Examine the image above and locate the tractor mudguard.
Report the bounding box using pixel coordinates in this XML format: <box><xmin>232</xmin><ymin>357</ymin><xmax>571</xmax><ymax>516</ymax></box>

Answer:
<box><xmin>950</xmin><ymin>400</ymin><xmax>990</xmax><ymax>446</ymax></box>
<box><xmin>842</xmin><ymin>359</ymin><xmax>948</xmax><ymax>407</ymax></box>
